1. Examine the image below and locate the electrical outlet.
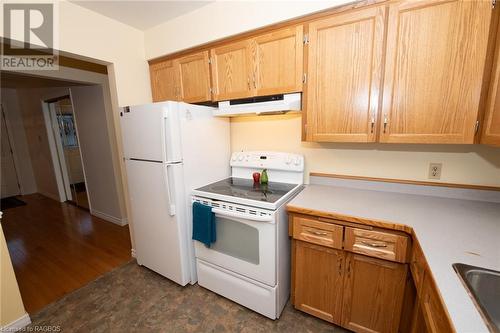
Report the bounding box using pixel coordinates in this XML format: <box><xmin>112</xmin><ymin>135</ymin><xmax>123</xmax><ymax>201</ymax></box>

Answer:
<box><xmin>428</xmin><ymin>163</ymin><xmax>442</xmax><ymax>180</ymax></box>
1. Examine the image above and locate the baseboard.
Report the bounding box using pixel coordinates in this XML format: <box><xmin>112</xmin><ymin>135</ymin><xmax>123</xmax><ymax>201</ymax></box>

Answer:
<box><xmin>1</xmin><ymin>313</ymin><xmax>31</xmax><ymax>331</ymax></box>
<box><xmin>37</xmin><ymin>190</ymin><xmax>62</xmax><ymax>202</ymax></box>
<box><xmin>131</xmin><ymin>248</ymin><xmax>136</xmax><ymax>258</ymax></box>
<box><xmin>91</xmin><ymin>209</ymin><xmax>128</xmax><ymax>226</ymax></box>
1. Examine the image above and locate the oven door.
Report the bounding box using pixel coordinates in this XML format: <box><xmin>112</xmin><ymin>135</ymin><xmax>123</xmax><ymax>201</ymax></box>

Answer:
<box><xmin>194</xmin><ymin>208</ymin><xmax>276</xmax><ymax>286</ymax></box>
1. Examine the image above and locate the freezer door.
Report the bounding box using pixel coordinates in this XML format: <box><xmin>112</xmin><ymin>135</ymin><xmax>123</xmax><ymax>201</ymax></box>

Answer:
<box><xmin>125</xmin><ymin>159</ymin><xmax>190</xmax><ymax>285</ymax></box>
<box><xmin>120</xmin><ymin>102</ymin><xmax>181</xmax><ymax>162</ymax></box>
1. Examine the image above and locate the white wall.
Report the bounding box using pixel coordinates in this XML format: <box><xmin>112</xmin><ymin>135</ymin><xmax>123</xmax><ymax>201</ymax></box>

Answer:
<box><xmin>57</xmin><ymin>1</ymin><xmax>151</xmax><ymax>106</ymax></box>
<box><xmin>144</xmin><ymin>0</ymin><xmax>349</xmax><ymax>59</ymax></box>
<box><xmin>71</xmin><ymin>85</ymin><xmax>125</xmax><ymax>223</ymax></box>
<box><xmin>16</xmin><ymin>87</ymin><xmax>62</xmax><ymax>200</ymax></box>
<box><xmin>0</xmin><ymin>89</ymin><xmax>37</xmax><ymax>194</ymax></box>
<box><xmin>231</xmin><ymin>115</ymin><xmax>500</xmax><ymax>187</ymax></box>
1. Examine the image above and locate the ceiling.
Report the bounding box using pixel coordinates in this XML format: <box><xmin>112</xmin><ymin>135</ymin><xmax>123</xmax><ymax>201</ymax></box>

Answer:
<box><xmin>1</xmin><ymin>71</ymin><xmax>86</xmax><ymax>89</ymax></box>
<box><xmin>70</xmin><ymin>1</ymin><xmax>212</xmax><ymax>31</ymax></box>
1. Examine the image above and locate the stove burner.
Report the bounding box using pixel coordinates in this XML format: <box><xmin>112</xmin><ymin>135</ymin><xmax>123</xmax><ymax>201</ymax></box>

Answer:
<box><xmin>195</xmin><ymin>177</ymin><xmax>297</xmax><ymax>203</ymax></box>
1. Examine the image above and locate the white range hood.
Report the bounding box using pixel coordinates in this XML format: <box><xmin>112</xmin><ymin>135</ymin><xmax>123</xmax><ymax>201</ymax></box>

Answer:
<box><xmin>213</xmin><ymin>93</ymin><xmax>301</xmax><ymax>117</ymax></box>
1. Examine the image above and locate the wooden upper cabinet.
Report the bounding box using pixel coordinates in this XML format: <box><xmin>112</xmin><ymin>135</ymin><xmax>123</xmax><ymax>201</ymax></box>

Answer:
<box><xmin>177</xmin><ymin>51</ymin><xmax>212</xmax><ymax>103</ymax></box>
<box><xmin>342</xmin><ymin>253</ymin><xmax>407</xmax><ymax>333</ymax></box>
<box><xmin>210</xmin><ymin>40</ymin><xmax>254</xmax><ymax>101</ymax></box>
<box><xmin>294</xmin><ymin>241</ymin><xmax>344</xmax><ymax>325</ymax></box>
<box><xmin>149</xmin><ymin>60</ymin><xmax>179</xmax><ymax>102</ymax></box>
<box><xmin>305</xmin><ymin>6</ymin><xmax>387</xmax><ymax>142</ymax></box>
<box><xmin>253</xmin><ymin>25</ymin><xmax>303</xmax><ymax>96</ymax></box>
<box><xmin>482</xmin><ymin>20</ymin><xmax>500</xmax><ymax>146</ymax></box>
<box><xmin>380</xmin><ymin>0</ymin><xmax>496</xmax><ymax>144</ymax></box>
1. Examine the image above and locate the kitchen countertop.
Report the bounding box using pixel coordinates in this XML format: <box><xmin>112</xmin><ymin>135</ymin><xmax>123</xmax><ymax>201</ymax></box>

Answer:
<box><xmin>287</xmin><ymin>183</ymin><xmax>500</xmax><ymax>333</ymax></box>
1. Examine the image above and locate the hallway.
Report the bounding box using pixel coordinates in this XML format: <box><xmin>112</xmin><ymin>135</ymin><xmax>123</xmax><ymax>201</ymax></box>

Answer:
<box><xmin>1</xmin><ymin>194</ymin><xmax>131</xmax><ymax>314</ymax></box>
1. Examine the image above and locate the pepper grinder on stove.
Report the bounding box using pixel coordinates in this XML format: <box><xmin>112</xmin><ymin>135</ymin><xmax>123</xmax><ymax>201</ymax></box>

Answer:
<box><xmin>260</xmin><ymin>169</ymin><xmax>268</xmax><ymax>184</ymax></box>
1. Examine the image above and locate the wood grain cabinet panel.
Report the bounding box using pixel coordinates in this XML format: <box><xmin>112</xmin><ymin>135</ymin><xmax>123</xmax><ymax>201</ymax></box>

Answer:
<box><xmin>253</xmin><ymin>26</ymin><xmax>303</xmax><ymax>96</ymax></box>
<box><xmin>410</xmin><ymin>239</ymin><xmax>425</xmax><ymax>292</ymax></box>
<box><xmin>305</xmin><ymin>5</ymin><xmax>387</xmax><ymax>142</ymax></box>
<box><xmin>149</xmin><ymin>60</ymin><xmax>179</xmax><ymax>102</ymax></box>
<box><xmin>482</xmin><ymin>17</ymin><xmax>500</xmax><ymax>146</ymax></box>
<box><xmin>342</xmin><ymin>253</ymin><xmax>408</xmax><ymax>333</ymax></box>
<box><xmin>177</xmin><ymin>51</ymin><xmax>212</xmax><ymax>103</ymax></box>
<box><xmin>294</xmin><ymin>241</ymin><xmax>344</xmax><ymax>325</ymax></box>
<box><xmin>210</xmin><ymin>40</ymin><xmax>254</xmax><ymax>101</ymax></box>
<box><xmin>420</xmin><ymin>273</ymin><xmax>454</xmax><ymax>333</ymax></box>
<box><xmin>380</xmin><ymin>0</ymin><xmax>495</xmax><ymax>144</ymax></box>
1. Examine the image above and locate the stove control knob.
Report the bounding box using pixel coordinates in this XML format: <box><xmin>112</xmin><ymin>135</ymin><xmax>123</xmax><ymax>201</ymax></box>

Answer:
<box><xmin>238</xmin><ymin>154</ymin><xmax>244</xmax><ymax>161</ymax></box>
<box><xmin>293</xmin><ymin>157</ymin><xmax>301</xmax><ymax>166</ymax></box>
<box><xmin>285</xmin><ymin>155</ymin><xmax>293</xmax><ymax>165</ymax></box>
<box><xmin>231</xmin><ymin>154</ymin><xmax>237</xmax><ymax>161</ymax></box>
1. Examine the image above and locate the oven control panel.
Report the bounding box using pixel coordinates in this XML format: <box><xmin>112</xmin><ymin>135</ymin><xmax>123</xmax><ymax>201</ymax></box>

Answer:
<box><xmin>230</xmin><ymin>151</ymin><xmax>304</xmax><ymax>171</ymax></box>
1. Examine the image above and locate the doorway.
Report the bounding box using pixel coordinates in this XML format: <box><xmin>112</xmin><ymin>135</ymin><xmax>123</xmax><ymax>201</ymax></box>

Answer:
<box><xmin>46</xmin><ymin>96</ymin><xmax>89</xmax><ymax>210</ymax></box>
<box><xmin>0</xmin><ymin>103</ymin><xmax>21</xmax><ymax>198</ymax></box>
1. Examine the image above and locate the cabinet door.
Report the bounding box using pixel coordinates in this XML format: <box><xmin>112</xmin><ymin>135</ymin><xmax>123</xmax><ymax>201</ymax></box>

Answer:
<box><xmin>149</xmin><ymin>60</ymin><xmax>179</xmax><ymax>102</ymax></box>
<box><xmin>253</xmin><ymin>25</ymin><xmax>303</xmax><ymax>96</ymax></box>
<box><xmin>342</xmin><ymin>253</ymin><xmax>407</xmax><ymax>333</ymax></box>
<box><xmin>380</xmin><ymin>0</ymin><xmax>495</xmax><ymax>143</ymax></box>
<box><xmin>177</xmin><ymin>51</ymin><xmax>212</xmax><ymax>103</ymax></box>
<box><xmin>210</xmin><ymin>40</ymin><xmax>254</xmax><ymax>101</ymax></box>
<box><xmin>420</xmin><ymin>273</ymin><xmax>454</xmax><ymax>333</ymax></box>
<box><xmin>294</xmin><ymin>241</ymin><xmax>344</xmax><ymax>325</ymax></box>
<box><xmin>305</xmin><ymin>6</ymin><xmax>386</xmax><ymax>142</ymax></box>
<box><xmin>482</xmin><ymin>22</ymin><xmax>500</xmax><ymax>146</ymax></box>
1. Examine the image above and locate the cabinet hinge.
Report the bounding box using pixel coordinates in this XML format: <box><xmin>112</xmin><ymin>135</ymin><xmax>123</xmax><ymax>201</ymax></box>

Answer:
<box><xmin>303</xmin><ymin>34</ymin><xmax>309</xmax><ymax>45</ymax></box>
<box><xmin>475</xmin><ymin>120</ymin><xmax>480</xmax><ymax>134</ymax></box>
<box><xmin>208</xmin><ymin>58</ymin><xmax>212</xmax><ymax>64</ymax></box>
<box><xmin>493</xmin><ymin>0</ymin><xmax>496</xmax><ymax>9</ymax></box>
<box><xmin>302</xmin><ymin>73</ymin><xmax>307</xmax><ymax>84</ymax></box>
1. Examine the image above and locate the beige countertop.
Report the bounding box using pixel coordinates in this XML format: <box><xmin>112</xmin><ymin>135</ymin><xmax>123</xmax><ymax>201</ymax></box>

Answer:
<box><xmin>287</xmin><ymin>183</ymin><xmax>500</xmax><ymax>333</ymax></box>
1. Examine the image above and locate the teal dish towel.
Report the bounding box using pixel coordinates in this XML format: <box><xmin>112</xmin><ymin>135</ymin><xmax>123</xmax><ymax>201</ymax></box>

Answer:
<box><xmin>192</xmin><ymin>202</ymin><xmax>216</xmax><ymax>247</ymax></box>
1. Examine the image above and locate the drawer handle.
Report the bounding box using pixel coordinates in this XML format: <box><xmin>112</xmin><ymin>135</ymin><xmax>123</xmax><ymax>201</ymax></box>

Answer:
<box><xmin>307</xmin><ymin>230</ymin><xmax>328</xmax><ymax>236</ymax></box>
<box><xmin>361</xmin><ymin>240</ymin><xmax>387</xmax><ymax>248</ymax></box>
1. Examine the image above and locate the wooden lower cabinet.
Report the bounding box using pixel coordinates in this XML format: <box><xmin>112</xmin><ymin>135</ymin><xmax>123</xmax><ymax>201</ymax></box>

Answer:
<box><xmin>294</xmin><ymin>240</ymin><xmax>344</xmax><ymax>324</ymax></box>
<box><xmin>341</xmin><ymin>253</ymin><xmax>407</xmax><ymax>333</ymax></box>
<box><xmin>290</xmin><ymin>214</ymin><xmax>455</xmax><ymax>333</ymax></box>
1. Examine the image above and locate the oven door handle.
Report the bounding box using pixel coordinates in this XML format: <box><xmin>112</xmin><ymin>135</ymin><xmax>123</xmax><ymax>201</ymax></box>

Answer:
<box><xmin>211</xmin><ymin>208</ymin><xmax>273</xmax><ymax>223</ymax></box>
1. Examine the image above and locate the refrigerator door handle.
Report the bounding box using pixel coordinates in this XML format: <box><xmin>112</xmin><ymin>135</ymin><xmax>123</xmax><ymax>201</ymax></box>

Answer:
<box><xmin>163</xmin><ymin>163</ymin><xmax>176</xmax><ymax>216</ymax></box>
<box><xmin>161</xmin><ymin>115</ymin><xmax>168</xmax><ymax>163</ymax></box>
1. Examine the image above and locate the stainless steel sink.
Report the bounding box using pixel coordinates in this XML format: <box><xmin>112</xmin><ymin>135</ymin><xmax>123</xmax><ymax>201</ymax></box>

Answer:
<box><xmin>453</xmin><ymin>263</ymin><xmax>500</xmax><ymax>333</ymax></box>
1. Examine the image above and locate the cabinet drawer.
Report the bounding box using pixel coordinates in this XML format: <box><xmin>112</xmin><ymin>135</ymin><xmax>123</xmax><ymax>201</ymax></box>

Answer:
<box><xmin>410</xmin><ymin>240</ymin><xmax>426</xmax><ymax>292</ymax></box>
<box><xmin>293</xmin><ymin>217</ymin><xmax>343</xmax><ymax>249</ymax></box>
<box><xmin>344</xmin><ymin>227</ymin><xmax>409</xmax><ymax>263</ymax></box>
<box><xmin>421</xmin><ymin>274</ymin><xmax>454</xmax><ymax>333</ymax></box>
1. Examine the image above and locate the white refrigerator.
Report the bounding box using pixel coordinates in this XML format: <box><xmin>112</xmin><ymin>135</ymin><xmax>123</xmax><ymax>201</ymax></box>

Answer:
<box><xmin>120</xmin><ymin>101</ymin><xmax>230</xmax><ymax>285</ymax></box>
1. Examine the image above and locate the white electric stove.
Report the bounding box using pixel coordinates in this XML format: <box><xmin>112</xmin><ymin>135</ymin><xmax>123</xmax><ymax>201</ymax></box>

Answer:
<box><xmin>192</xmin><ymin>151</ymin><xmax>304</xmax><ymax>319</ymax></box>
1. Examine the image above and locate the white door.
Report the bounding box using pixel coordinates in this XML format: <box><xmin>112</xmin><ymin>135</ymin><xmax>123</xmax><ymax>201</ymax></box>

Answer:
<box><xmin>1</xmin><ymin>108</ymin><xmax>20</xmax><ymax>198</ymax></box>
<box><xmin>194</xmin><ymin>209</ymin><xmax>277</xmax><ymax>286</ymax></box>
<box><xmin>125</xmin><ymin>159</ymin><xmax>190</xmax><ymax>285</ymax></box>
<box><xmin>120</xmin><ymin>102</ymin><xmax>182</xmax><ymax>162</ymax></box>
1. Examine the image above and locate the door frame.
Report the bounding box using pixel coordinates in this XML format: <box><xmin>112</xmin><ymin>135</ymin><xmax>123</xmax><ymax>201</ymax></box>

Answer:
<box><xmin>0</xmin><ymin>103</ymin><xmax>22</xmax><ymax>196</ymax></box>
<box><xmin>41</xmin><ymin>92</ymin><xmax>91</xmax><ymax>211</ymax></box>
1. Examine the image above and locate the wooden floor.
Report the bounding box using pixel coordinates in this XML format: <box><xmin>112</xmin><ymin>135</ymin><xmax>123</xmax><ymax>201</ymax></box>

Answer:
<box><xmin>2</xmin><ymin>194</ymin><xmax>131</xmax><ymax>314</ymax></box>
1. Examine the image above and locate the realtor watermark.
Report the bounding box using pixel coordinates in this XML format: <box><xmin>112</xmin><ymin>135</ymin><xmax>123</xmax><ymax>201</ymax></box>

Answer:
<box><xmin>0</xmin><ymin>325</ymin><xmax>61</xmax><ymax>332</ymax></box>
<box><xmin>1</xmin><ymin>1</ymin><xmax>59</xmax><ymax>70</ymax></box>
